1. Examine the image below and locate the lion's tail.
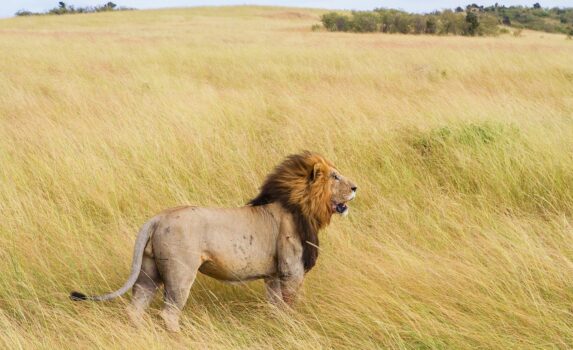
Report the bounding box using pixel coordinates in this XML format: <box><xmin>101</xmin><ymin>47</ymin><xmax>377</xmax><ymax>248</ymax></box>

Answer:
<box><xmin>69</xmin><ymin>217</ymin><xmax>159</xmax><ymax>302</ymax></box>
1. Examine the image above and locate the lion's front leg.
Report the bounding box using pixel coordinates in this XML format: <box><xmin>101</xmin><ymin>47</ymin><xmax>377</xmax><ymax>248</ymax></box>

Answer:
<box><xmin>264</xmin><ymin>278</ymin><xmax>283</xmax><ymax>305</ymax></box>
<box><xmin>280</xmin><ymin>273</ymin><xmax>304</xmax><ymax>306</ymax></box>
<box><xmin>277</xmin><ymin>217</ymin><xmax>306</xmax><ymax>307</ymax></box>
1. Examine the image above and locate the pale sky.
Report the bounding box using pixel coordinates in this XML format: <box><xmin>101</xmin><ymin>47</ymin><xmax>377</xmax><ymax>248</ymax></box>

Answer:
<box><xmin>2</xmin><ymin>1</ymin><xmax>572</xmax><ymax>18</ymax></box>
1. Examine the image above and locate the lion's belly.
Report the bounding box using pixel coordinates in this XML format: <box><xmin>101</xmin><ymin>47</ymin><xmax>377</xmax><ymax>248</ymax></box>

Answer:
<box><xmin>198</xmin><ymin>259</ymin><xmax>275</xmax><ymax>281</ymax></box>
<box><xmin>200</xmin><ymin>225</ymin><xmax>278</xmax><ymax>281</ymax></box>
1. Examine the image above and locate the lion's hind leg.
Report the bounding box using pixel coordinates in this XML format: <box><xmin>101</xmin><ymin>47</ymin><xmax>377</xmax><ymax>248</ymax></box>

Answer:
<box><xmin>158</xmin><ymin>256</ymin><xmax>201</xmax><ymax>333</ymax></box>
<box><xmin>127</xmin><ymin>255</ymin><xmax>162</xmax><ymax>328</ymax></box>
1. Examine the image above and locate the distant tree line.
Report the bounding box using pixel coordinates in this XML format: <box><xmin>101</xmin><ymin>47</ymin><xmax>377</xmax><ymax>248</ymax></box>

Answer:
<box><xmin>16</xmin><ymin>2</ymin><xmax>135</xmax><ymax>16</ymax></box>
<box><xmin>473</xmin><ymin>3</ymin><xmax>573</xmax><ymax>34</ymax></box>
<box><xmin>319</xmin><ymin>3</ymin><xmax>573</xmax><ymax>36</ymax></box>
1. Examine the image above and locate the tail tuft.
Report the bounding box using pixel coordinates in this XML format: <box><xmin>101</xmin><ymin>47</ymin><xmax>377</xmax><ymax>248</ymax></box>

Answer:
<box><xmin>70</xmin><ymin>291</ymin><xmax>88</xmax><ymax>301</ymax></box>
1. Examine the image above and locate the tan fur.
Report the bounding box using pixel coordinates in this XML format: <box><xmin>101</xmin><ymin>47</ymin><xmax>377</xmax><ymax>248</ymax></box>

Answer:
<box><xmin>70</xmin><ymin>151</ymin><xmax>357</xmax><ymax>332</ymax></box>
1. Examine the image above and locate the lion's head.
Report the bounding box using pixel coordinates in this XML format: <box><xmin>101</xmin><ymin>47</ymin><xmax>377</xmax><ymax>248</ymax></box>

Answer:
<box><xmin>249</xmin><ymin>151</ymin><xmax>357</xmax><ymax>271</ymax></box>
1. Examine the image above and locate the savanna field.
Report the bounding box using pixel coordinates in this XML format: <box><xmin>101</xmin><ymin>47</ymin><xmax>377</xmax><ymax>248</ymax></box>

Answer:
<box><xmin>1</xmin><ymin>6</ymin><xmax>573</xmax><ymax>349</ymax></box>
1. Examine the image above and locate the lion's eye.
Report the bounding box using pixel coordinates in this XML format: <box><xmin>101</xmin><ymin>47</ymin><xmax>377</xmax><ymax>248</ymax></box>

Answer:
<box><xmin>332</xmin><ymin>174</ymin><xmax>340</xmax><ymax>181</ymax></box>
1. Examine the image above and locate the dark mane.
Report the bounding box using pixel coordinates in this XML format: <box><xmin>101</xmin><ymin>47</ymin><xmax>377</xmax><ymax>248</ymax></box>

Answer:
<box><xmin>249</xmin><ymin>198</ymin><xmax>320</xmax><ymax>272</ymax></box>
<box><xmin>248</xmin><ymin>152</ymin><xmax>333</xmax><ymax>272</ymax></box>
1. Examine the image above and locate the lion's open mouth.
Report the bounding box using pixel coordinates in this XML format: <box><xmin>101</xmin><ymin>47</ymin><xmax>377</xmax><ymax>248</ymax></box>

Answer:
<box><xmin>332</xmin><ymin>193</ymin><xmax>356</xmax><ymax>215</ymax></box>
<box><xmin>332</xmin><ymin>201</ymin><xmax>349</xmax><ymax>214</ymax></box>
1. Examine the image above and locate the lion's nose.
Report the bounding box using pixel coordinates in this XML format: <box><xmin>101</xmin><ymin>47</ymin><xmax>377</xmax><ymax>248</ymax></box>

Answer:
<box><xmin>351</xmin><ymin>186</ymin><xmax>357</xmax><ymax>192</ymax></box>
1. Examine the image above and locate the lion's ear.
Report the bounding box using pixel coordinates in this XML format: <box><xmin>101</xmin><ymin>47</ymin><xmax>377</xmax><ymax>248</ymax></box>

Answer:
<box><xmin>311</xmin><ymin>163</ymin><xmax>323</xmax><ymax>182</ymax></box>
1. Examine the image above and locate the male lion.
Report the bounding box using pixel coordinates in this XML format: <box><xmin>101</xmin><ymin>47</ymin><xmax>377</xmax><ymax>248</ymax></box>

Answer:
<box><xmin>70</xmin><ymin>151</ymin><xmax>357</xmax><ymax>332</ymax></box>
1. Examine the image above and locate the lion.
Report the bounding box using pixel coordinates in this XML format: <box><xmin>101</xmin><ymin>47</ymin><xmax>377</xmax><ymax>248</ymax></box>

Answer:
<box><xmin>70</xmin><ymin>151</ymin><xmax>357</xmax><ymax>332</ymax></box>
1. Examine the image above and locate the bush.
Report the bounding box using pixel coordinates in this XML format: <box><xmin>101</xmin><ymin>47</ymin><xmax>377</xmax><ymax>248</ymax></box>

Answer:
<box><xmin>392</xmin><ymin>13</ymin><xmax>412</xmax><ymax>34</ymax></box>
<box><xmin>95</xmin><ymin>2</ymin><xmax>117</xmax><ymax>12</ymax></box>
<box><xmin>436</xmin><ymin>11</ymin><xmax>465</xmax><ymax>35</ymax></box>
<box><xmin>464</xmin><ymin>12</ymin><xmax>480</xmax><ymax>36</ymax></box>
<box><xmin>321</xmin><ymin>12</ymin><xmax>351</xmax><ymax>32</ymax></box>
<box><xmin>351</xmin><ymin>11</ymin><xmax>379</xmax><ymax>32</ymax></box>
<box><xmin>15</xmin><ymin>10</ymin><xmax>34</xmax><ymax>16</ymax></box>
<box><xmin>426</xmin><ymin>16</ymin><xmax>437</xmax><ymax>34</ymax></box>
<box><xmin>477</xmin><ymin>14</ymin><xmax>500</xmax><ymax>36</ymax></box>
<box><xmin>412</xmin><ymin>16</ymin><xmax>427</xmax><ymax>34</ymax></box>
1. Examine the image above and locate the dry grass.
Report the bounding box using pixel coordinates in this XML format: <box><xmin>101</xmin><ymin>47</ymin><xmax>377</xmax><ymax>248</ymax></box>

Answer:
<box><xmin>1</xmin><ymin>6</ymin><xmax>573</xmax><ymax>349</ymax></box>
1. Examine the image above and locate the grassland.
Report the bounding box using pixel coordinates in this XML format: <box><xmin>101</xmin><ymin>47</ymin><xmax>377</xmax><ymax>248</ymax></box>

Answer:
<box><xmin>1</xmin><ymin>6</ymin><xmax>573</xmax><ymax>349</ymax></box>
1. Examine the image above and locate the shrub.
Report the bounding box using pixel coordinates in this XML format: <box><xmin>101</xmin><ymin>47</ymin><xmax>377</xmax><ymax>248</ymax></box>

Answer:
<box><xmin>477</xmin><ymin>14</ymin><xmax>500</xmax><ymax>36</ymax></box>
<box><xmin>464</xmin><ymin>12</ymin><xmax>480</xmax><ymax>35</ymax></box>
<box><xmin>321</xmin><ymin>12</ymin><xmax>351</xmax><ymax>32</ymax></box>
<box><xmin>392</xmin><ymin>13</ymin><xmax>412</xmax><ymax>34</ymax></box>
<box><xmin>412</xmin><ymin>16</ymin><xmax>427</xmax><ymax>34</ymax></box>
<box><xmin>437</xmin><ymin>11</ymin><xmax>464</xmax><ymax>35</ymax></box>
<box><xmin>351</xmin><ymin>11</ymin><xmax>379</xmax><ymax>32</ymax></box>
<box><xmin>95</xmin><ymin>2</ymin><xmax>117</xmax><ymax>12</ymax></box>
<box><xmin>426</xmin><ymin>17</ymin><xmax>438</xmax><ymax>34</ymax></box>
<box><xmin>15</xmin><ymin>10</ymin><xmax>34</xmax><ymax>16</ymax></box>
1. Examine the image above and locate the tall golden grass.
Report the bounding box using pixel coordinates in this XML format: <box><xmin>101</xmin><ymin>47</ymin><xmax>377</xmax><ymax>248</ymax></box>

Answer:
<box><xmin>1</xmin><ymin>6</ymin><xmax>573</xmax><ymax>349</ymax></box>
